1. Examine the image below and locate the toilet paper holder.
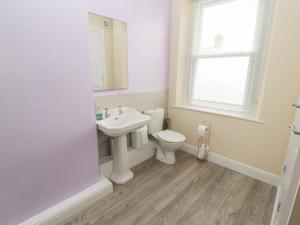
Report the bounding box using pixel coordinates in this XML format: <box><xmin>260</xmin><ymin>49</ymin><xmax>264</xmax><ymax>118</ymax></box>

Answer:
<box><xmin>197</xmin><ymin>122</ymin><xmax>210</xmax><ymax>161</ymax></box>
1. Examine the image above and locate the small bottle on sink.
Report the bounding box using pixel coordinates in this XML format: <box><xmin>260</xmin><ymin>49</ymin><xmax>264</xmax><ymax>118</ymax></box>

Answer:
<box><xmin>95</xmin><ymin>104</ymin><xmax>103</xmax><ymax>121</ymax></box>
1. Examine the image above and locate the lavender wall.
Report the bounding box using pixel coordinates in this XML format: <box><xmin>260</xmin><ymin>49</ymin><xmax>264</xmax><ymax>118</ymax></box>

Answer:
<box><xmin>0</xmin><ymin>0</ymin><xmax>171</xmax><ymax>224</ymax></box>
<box><xmin>0</xmin><ymin>1</ymin><xmax>100</xmax><ymax>224</ymax></box>
<box><xmin>88</xmin><ymin>0</ymin><xmax>171</xmax><ymax>96</ymax></box>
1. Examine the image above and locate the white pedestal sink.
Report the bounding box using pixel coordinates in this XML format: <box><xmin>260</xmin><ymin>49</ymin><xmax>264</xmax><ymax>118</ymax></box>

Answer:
<box><xmin>96</xmin><ymin>107</ymin><xmax>150</xmax><ymax>184</ymax></box>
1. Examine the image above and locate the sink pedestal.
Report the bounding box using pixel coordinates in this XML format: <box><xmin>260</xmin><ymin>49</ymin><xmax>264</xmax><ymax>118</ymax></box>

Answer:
<box><xmin>110</xmin><ymin>135</ymin><xmax>133</xmax><ymax>184</ymax></box>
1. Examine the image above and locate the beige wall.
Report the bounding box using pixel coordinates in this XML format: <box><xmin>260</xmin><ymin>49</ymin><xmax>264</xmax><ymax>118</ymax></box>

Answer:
<box><xmin>168</xmin><ymin>0</ymin><xmax>300</xmax><ymax>174</ymax></box>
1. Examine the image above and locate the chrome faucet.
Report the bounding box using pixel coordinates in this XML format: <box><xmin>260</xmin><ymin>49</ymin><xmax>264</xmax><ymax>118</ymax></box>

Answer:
<box><xmin>118</xmin><ymin>106</ymin><xmax>123</xmax><ymax>115</ymax></box>
<box><xmin>104</xmin><ymin>108</ymin><xmax>109</xmax><ymax>118</ymax></box>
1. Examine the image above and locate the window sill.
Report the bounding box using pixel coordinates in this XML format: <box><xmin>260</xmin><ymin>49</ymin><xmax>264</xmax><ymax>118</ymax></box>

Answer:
<box><xmin>172</xmin><ymin>105</ymin><xmax>265</xmax><ymax>124</ymax></box>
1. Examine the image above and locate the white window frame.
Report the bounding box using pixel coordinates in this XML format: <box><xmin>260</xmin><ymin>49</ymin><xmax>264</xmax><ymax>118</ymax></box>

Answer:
<box><xmin>187</xmin><ymin>0</ymin><xmax>273</xmax><ymax>118</ymax></box>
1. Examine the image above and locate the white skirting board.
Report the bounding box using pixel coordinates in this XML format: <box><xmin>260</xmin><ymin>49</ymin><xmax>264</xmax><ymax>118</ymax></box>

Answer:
<box><xmin>181</xmin><ymin>143</ymin><xmax>280</xmax><ymax>187</ymax></box>
<box><xmin>100</xmin><ymin>141</ymin><xmax>156</xmax><ymax>178</ymax></box>
<box><xmin>19</xmin><ymin>176</ymin><xmax>113</xmax><ymax>225</ymax></box>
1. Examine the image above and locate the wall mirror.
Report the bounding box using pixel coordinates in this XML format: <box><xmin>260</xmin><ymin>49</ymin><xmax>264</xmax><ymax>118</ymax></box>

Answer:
<box><xmin>88</xmin><ymin>13</ymin><xmax>128</xmax><ymax>91</ymax></box>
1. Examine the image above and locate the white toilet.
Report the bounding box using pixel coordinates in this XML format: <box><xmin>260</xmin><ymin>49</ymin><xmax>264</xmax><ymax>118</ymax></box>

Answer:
<box><xmin>144</xmin><ymin>108</ymin><xmax>186</xmax><ymax>164</ymax></box>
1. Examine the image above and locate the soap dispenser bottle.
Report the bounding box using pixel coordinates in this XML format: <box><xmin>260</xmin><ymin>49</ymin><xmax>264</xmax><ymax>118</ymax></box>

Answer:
<box><xmin>95</xmin><ymin>104</ymin><xmax>103</xmax><ymax>121</ymax></box>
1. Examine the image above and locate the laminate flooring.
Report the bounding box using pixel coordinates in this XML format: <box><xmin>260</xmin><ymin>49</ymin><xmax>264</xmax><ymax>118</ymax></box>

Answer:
<box><xmin>65</xmin><ymin>151</ymin><xmax>276</xmax><ymax>225</ymax></box>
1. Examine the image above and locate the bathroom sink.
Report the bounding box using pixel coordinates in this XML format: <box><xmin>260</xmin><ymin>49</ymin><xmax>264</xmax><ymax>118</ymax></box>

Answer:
<box><xmin>96</xmin><ymin>107</ymin><xmax>150</xmax><ymax>184</ymax></box>
<box><xmin>96</xmin><ymin>107</ymin><xmax>150</xmax><ymax>137</ymax></box>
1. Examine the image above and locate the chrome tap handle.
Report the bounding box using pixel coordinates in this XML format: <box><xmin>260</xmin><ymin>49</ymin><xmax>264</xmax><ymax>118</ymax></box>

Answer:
<box><xmin>118</xmin><ymin>106</ymin><xmax>123</xmax><ymax>115</ymax></box>
<box><xmin>104</xmin><ymin>108</ymin><xmax>109</xmax><ymax>118</ymax></box>
<box><xmin>292</xmin><ymin>104</ymin><xmax>300</xmax><ymax>108</ymax></box>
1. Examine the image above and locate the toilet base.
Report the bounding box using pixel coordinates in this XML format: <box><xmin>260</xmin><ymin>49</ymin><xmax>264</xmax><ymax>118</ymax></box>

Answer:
<box><xmin>156</xmin><ymin>144</ymin><xmax>176</xmax><ymax>164</ymax></box>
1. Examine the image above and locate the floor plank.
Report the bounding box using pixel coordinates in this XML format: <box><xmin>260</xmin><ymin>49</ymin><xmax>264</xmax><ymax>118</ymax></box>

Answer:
<box><xmin>65</xmin><ymin>151</ymin><xmax>276</xmax><ymax>225</ymax></box>
<box><xmin>233</xmin><ymin>181</ymin><xmax>273</xmax><ymax>225</ymax></box>
<box><xmin>118</xmin><ymin>158</ymin><xmax>208</xmax><ymax>225</ymax></box>
<box><xmin>123</xmin><ymin>161</ymin><xmax>219</xmax><ymax>225</ymax></box>
<box><xmin>175</xmin><ymin>169</ymin><xmax>238</xmax><ymax>225</ymax></box>
<box><xmin>93</xmin><ymin>153</ymin><xmax>201</xmax><ymax>225</ymax></box>
<box><xmin>205</xmin><ymin>174</ymin><xmax>255</xmax><ymax>225</ymax></box>
<box><xmin>261</xmin><ymin>187</ymin><xmax>277</xmax><ymax>225</ymax></box>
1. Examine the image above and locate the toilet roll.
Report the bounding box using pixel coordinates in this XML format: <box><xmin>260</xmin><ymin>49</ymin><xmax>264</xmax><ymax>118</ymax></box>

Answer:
<box><xmin>197</xmin><ymin>124</ymin><xmax>208</xmax><ymax>137</ymax></box>
<box><xmin>198</xmin><ymin>144</ymin><xmax>210</xmax><ymax>160</ymax></box>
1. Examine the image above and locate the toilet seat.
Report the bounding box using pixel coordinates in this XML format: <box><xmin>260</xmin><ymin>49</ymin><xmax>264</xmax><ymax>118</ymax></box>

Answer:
<box><xmin>156</xmin><ymin>130</ymin><xmax>186</xmax><ymax>143</ymax></box>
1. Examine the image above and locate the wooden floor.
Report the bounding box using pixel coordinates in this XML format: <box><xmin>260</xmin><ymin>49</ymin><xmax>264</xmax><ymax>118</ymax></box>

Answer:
<box><xmin>66</xmin><ymin>151</ymin><xmax>276</xmax><ymax>225</ymax></box>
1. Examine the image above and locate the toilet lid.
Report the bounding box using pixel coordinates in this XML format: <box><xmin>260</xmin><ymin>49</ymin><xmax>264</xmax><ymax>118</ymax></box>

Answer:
<box><xmin>156</xmin><ymin>130</ymin><xmax>186</xmax><ymax>143</ymax></box>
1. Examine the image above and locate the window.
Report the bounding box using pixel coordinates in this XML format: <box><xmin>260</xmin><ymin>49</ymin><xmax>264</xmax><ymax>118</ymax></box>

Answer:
<box><xmin>188</xmin><ymin>0</ymin><xmax>272</xmax><ymax>117</ymax></box>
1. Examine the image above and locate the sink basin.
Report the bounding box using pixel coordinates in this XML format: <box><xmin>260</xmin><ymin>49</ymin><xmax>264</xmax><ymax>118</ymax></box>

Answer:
<box><xmin>96</xmin><ymin>107</ymin><xmax>150</xmax><ymax>184</ymax></box>
<box><xmin>96</xmin><ymin>107</ymin><xmax>150</xmax><ymax>137</ymax></box>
